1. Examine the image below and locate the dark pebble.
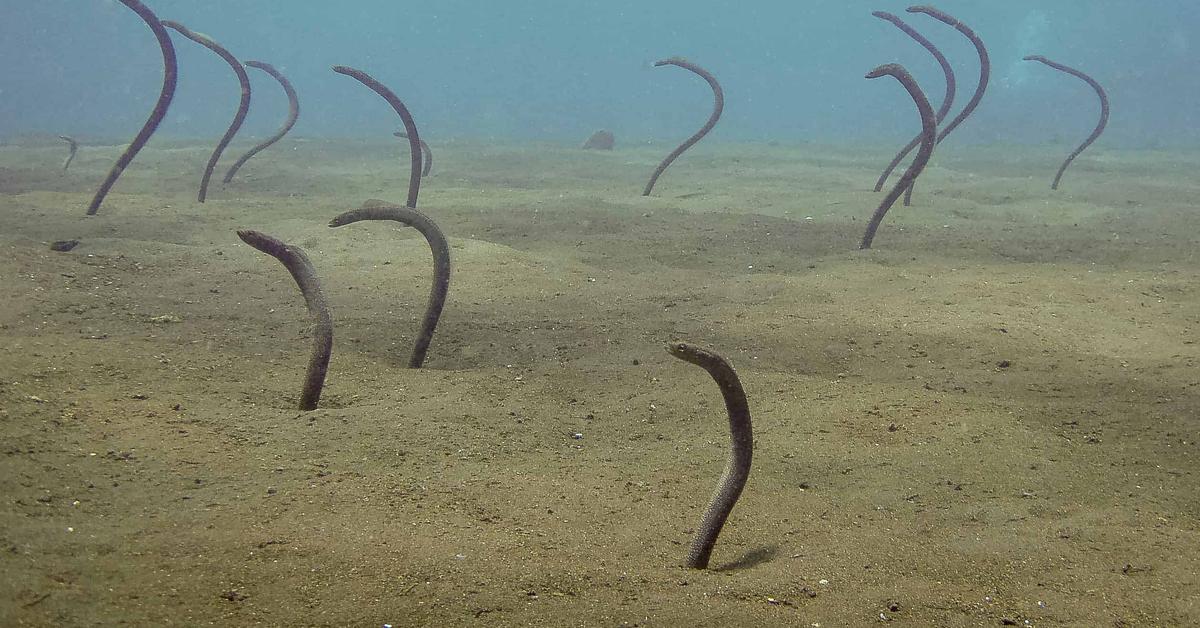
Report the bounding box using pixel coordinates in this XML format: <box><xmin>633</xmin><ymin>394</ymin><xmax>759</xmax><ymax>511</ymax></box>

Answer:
<box><xmin>50</xmin><ymin>239</ymin><xmax>79</xmax><ymax>252</ymax></box>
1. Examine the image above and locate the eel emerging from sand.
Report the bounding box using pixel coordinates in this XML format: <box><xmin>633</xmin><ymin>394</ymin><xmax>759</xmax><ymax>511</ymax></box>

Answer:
<box><xmin>236</xmin><ymin>229</ymin><xmax>333</xmax><ymax>411</ymax></box>
<box><xmin>1023</xmin><ymin>55</ymin><xmax>1110</xmax><ymax>190</ymax></box>
<box><xmin>666</xmin><ymin>341</ymin><xmax>753</xmax><ymax>570</ymax></box>
<box><xmin>860</xmin><ymin>63</ymin><xmax>937</xmax><ymax>250</ymax></box>
<box><xmin>59</xmin><ymin>135</ymin><xmax>79</xmax><ymax>174</ymax></box>
<box><xmin>642</xmin><ymin>57</ymin><xmax>724</xmax><ymax>197</ymax></box>
<box><xmin>161</xmin><ymin>20</ymin><xmax>251</xmax><ymax>203</ymax></box>
<box><xmin>329</xmin><ymin>201</ymin><xmax>449</xmax><ymax>369</ymax></box>
<box><xmin>332</xmin><ymin>66</ymin><xmax>424</xmax><ymax>208</ymax></box>
<box><xmin>223</xmin><ymin>61</ymin><xmax>300</xmax><ymax>183</ymax></box>
<box><xmin>393</xmin><ymin>132</ymin><xmax>433</xmax><ymax>177</ymax></box>
<box><xmin>87</xmin><ymin>0</ymin><xmax>177</xmax><ymax>216</ymax></box>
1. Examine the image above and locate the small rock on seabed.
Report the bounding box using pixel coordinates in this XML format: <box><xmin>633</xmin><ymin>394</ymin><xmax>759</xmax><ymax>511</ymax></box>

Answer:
<box><xmin>581</xmin><ymin>130</ymin><xmax>615</xmax><ymax>150</ymax></box>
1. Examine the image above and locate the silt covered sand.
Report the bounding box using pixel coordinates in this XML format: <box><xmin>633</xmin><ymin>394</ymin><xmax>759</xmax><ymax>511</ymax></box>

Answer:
<box><xmin>0</xmin><ymin>137</ymin><xmax>1197</xmax><ymax>626</ymax></box>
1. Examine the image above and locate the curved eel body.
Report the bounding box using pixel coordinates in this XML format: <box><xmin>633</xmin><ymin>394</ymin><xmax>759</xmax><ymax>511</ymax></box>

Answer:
<box><xmin>59</xmin><ymin>135</ymin><xmax>79</xmax><ymax>174</ymax></box>
<box><xmin>902</xmin><ymin>5</ymin><xmax>990</xmax><ymax>205</ymax></box>
<box><xmin>329</xmin><ymin>201</ymin><xmax>450</xmax><ymax>369</ymax></box>
<box><xmin>236</xmin><ymin>229</ymin><xmax>333</xmax><ymax>411</ymax></box>
<box><xmin>1023</xmin><ymin>55</ymin><xmax>1110</xmax><ymax>190</ymax></box>
<box><xmin>87</xmin><ymin>0</ymin><xmax>177</xmax><ymax>216</ymax></box>
<box><xmin>860</xmin><ymin>64</ymin><xmax>937</xmax><ymax>250</ymax></box>
<box><xmin>332</xmin><ymin>66</ymin><xmax>423</xmax><ymax>208</ymax></box>
<box><xmin>223</xmin><ymin>61</ymin><xmax>300</xmax><ymax>183</ymax></box>
<box><xmin>642</xmin><ymin>57</ymin><xmax>724</xmax><ymax>197</ymax></box>
<box><xmin>666</xmin><ymin>341</ymin><xmax>753</xmax><ymax>570</ymax></box>
<box><xmin>161</xmin><ymin>20</ymin><xmax>251</xmax><ymax>203</ymax></box>
<box><xmin>394</xmin><ymin>131</ymin><xmax>433</xmax><ymax>177</ymax></box>
<box><xmin>871</xmin><ymin>10</ymin><xmax>956</xmax><ymax>193</ymax></box>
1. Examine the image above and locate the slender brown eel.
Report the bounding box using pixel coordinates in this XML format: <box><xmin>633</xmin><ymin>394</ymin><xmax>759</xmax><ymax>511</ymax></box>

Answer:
<box><xmin>161</xmin><ymin>20</ymin><xmax>251</xmax><ymax>203</ymax></box>
<box><xmin>860</xmin><ymin>64</ymin><xmax>937</xmax><ymax>250</ymax></box>
<box><xmin>223</xmin><ymin>61</ymin><xmax>300</xmax><ymax>183</ymax></box>
<box><xmin>236</xmin><ymin>229</ymin><xmax>333</xmax><ymax>411</ymax></box>
<box><xmin>1023</xmin><ymin>56</ymin><xmax>1110</xmax><ymax>190</ymax></box>
<box><xmin>332</xmin><ymin>66</ymin><xmax>423</xmax><ymax>208</ymax></box>
<box><xmin>871</xmin><ymin>10</ymin><xmax>956</xmax><ymax>193</ymax></box>
<box><xmin>329</xmin><ymin>201</ymin><xmax>449</xmax><ymax>369</ymax></box>
<box><xmin>902</xmin><ymin>5</ymin><xmax>990</xmax><ymax>205</ymax></box>
<box><xmin>393</xmin><ymin>131</ymin><xmax>433</xmax><ymax>177</ymax></box>
<box><xmin>642</xmin><ymin>57</ymin><xmax>724</xmax><ymax>197</ymax></box>
<box><xmin>666</xmin><ymin>341</ymin><xmax>753</xmax><ymax>570</ymax></box>
<box><xmin>59</xmin><ymin>136</ymin><xmax>79</xmax><ymax>174</ymax></box>
<box><xmin>86</xmin><ymin>0</ymin><xmax>177</xmax><ymax>216</ymax></box>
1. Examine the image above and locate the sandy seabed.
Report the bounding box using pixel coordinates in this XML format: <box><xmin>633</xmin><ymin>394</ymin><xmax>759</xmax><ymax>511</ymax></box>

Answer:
<box><xmin>0</xmin><ymin>136</ymin><xmax>1197</xmax><ymax>626</ymax></box>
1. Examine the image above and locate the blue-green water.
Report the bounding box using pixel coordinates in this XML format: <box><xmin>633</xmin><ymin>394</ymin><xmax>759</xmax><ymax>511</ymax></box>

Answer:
<box><xmin>1</xmin><ymin>1</ymin><xmax>1197</xmax><ymax>146</ymax></box>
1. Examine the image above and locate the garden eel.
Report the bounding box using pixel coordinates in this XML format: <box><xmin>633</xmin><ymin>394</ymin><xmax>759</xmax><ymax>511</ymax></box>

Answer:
<box><xmin>393</xmin><ymin>131</ymin><xmax>433</xmax><ymax>177</ymax></box>
<box><xmin>871</xmin><ymin>10</ymin><xmax>956</xmax><ymax>193</ymax></box>
<box><xmin>161</xmin><ymin>20</ymin><xmax>251</xmax><ymax>203</ymax></box>
<box><xmin>643</xmin><ymin>57</ymin><xmax>724</xmax><ymax>197</ymax></box>
<box><xmin>1023</xmin><ymin>56</ymin><xmax>1110</xmax><ymax>190</ymax></box>
<box><xmin>902</xmin><ymin>5</ymin><xmax>990</xmax><ymax>206</ymax></box>
<box><xmin>223</xmin><ymin>61</ymin><xmax>300</xmax><ymax>183</ymax></box>
<box><xmin>666</xmin><ymin>341</ymin><xmax>752</xmax><ymax>570</ymax></box>
<box><xmin>236</xmin><ymin>229</ymin><xmax>333</xmax><ymax>411</ymax></box>
<box><xmin>329</xmin><ymin>201</ymin><xmax>449</xmax><ymax>369</ymax></box>
<box><xmin>59</xmin><ymin>136</ymin><xmax>79</xmax><ymax>174</ymax></box>
<box><xmin>87</xmin><ymin>0</ymin><xmax>177</xmax><ymax>216</ymax></box>
<box><xmin>332</xmin><ymin>66</ymin><xmax>423</xmax><ymax>208</ymax></box>
<box><xmin>860</xmin><ymin>63</ymin><xmax>936</xmax><ymax>250</ymax></box>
